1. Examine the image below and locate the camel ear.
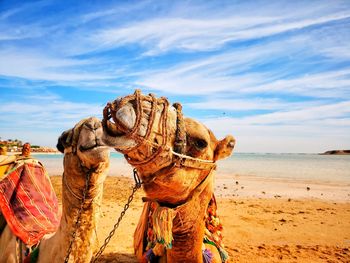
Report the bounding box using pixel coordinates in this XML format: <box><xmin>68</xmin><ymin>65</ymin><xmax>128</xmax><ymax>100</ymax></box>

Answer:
<box><xmin>56</xmin><ymin>129</ymin><xmax>73</xmax><ymax>153</ymax></box>
<box><xmin>214</xmin><ymin>135</ymin><xmax>235</xmax><ymax>161</ymax></box>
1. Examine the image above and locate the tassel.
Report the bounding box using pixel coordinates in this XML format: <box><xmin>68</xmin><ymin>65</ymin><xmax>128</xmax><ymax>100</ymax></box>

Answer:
<box><xmin>202</xmin><ymin>248</ymin><xmax>213</xmax><ymax>263</ymax></box>
<box><xmin>219</xmin><ymin>247</ymin><xmax>229</xmax><ymax>262</ymax></box>
<box><xmin>152</xmin><ymin>205</ymin><xmax>176</xmax><ymax>249</ymax></box>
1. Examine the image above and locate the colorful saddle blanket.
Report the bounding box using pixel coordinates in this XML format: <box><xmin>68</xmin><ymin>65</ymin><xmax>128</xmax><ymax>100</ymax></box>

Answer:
<box><xmin>0</xmin><ymin>158</ymin><xmax>60</xmax><ymax>246</ymax></box>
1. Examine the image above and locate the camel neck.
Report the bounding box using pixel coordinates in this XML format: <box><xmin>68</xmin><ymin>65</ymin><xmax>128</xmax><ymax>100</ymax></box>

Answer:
<box><xmin>167</xmin><ymin>183</ymin><xmax>213</xmax><ymax>263</ymax></box>
<box><xmin>60</xmin><ymin>171</ymin><xmax>105</xmax><ymax>262</ymax></box>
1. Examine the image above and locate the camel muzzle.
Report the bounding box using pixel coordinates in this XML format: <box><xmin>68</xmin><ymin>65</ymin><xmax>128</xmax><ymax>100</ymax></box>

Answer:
<box><xmin>102</xmin><ymin>89</ymin><xmax>173</xmax><ymax>153</ymax></box>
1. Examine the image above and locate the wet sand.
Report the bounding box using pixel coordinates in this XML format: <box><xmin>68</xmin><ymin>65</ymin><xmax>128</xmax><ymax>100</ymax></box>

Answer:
<box><xmin>214</xmin><ymin>174</ymin><xmax>350</xmax><ymax>202</ymax></box>
<box><xmin>50</xmin><ymin>175</ymin><xmax>350</xmax><ymax>262</ymax></box>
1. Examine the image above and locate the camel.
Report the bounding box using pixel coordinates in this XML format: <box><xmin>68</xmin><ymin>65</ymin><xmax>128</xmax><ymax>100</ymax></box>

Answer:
<box><xmin>103</xmin><ymin>90</ymin><xmax>235</xmax><ymax>262</ymax></box>
<box><xmin>0</xmin><ymin>117</ymin><xmax>130</xmax><ymax>263</ymax></box>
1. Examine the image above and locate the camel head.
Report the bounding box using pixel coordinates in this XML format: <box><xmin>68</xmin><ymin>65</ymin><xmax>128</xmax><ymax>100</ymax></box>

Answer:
<box><xmin>55</xmin><ymin>116</ymin><xmax>117</xmax><ymax>206</ymax></box>
<box><xmin>57</xmin><ymin>117</ymin><xmax>110</xmax><ymax>169</ymax></box>
<box><xmin>102</xmin><ymin>90</ymin><xmax>235</xmax><ymax>205</ymax></box>
<box><xmin>103</xmin><ymin>90</ymin><xmax>235</xmax><ymax>206</ymax></box>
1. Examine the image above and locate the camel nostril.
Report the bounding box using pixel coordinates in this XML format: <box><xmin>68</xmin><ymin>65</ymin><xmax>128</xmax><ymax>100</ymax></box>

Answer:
<box><xmin>93</xmin><ymin>121</ymin><xmax>101</xmax><ymax>130</ymax></box>
<box><xmin>85</xmin><ymin>122</ymin><xmax>94</xmax><ymax>130</ymax></box>
<box><xmin>84</xmin><ymin>119</ymin><xmax>101</xmax><ymax>131</ymax></box>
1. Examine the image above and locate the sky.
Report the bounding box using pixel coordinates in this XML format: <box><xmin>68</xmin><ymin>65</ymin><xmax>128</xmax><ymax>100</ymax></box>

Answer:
<box><xmin>0</xmin><ymin>0</ymin><xmax>350</xmax><ymax>153</ymax></box>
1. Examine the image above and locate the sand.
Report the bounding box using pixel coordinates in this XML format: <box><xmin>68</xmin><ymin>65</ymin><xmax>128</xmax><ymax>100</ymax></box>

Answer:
<box><xmin>50</xmin><ymin>176</ymin><xmax>350</xmax><ymax>263</ymax></box>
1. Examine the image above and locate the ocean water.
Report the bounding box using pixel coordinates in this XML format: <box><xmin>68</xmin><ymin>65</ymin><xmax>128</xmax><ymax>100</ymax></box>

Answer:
<box><xmin>34</xmin><ymin>152</ymin><xmax>132</xmax><ymax>177</ymax></box>
<box><xmin>33</xmin><ymin>152</ymin><xmax>350</xmax><ymax>184</ymax></box>
<box><xmin>217</xmin><ymin>153</ymin><xmax>350</xmax><ymax>183</ymax></box>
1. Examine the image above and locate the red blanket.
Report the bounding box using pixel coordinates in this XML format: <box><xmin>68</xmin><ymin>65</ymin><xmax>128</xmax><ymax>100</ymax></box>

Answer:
<box><xmin>0</xmin><ymin>159</ymin><xmax>60</xmax><ymax>246</ymax></box>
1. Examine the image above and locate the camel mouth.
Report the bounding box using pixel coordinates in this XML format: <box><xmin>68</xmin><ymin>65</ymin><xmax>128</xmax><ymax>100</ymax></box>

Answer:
<box><xmin>79</xmin><ymin>144</ymin><xmax>109</xmax><ymax>152</ymax></box>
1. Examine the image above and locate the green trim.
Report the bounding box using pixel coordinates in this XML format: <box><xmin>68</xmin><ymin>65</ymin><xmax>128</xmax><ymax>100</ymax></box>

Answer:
<box><xmin>203</xmin><ymin>238</ymin><xmax>217</xmax><ymax>247</ymax></box>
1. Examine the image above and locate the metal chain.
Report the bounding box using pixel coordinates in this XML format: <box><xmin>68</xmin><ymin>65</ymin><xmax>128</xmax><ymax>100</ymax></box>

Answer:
<box><xmin>91</xmin><ymin>168</ymin><xmax>142</xmax><ymax>262</ymax></box>
<box><xmin>64</xmin><ymin>168</ymin><xmax>92</xmax><ymax>263</ymax></box>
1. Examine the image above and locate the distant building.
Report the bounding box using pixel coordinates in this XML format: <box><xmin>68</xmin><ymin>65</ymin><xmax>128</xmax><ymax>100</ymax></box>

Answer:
<box><xmin>0</xmin><ymin>139</ymin><xmax>23</xmax><ymax>152</ymax></box>
<box><xmin>0</xmin><ymin>139</ymin><xmax>57</xmax><ymax>153</ymax></box>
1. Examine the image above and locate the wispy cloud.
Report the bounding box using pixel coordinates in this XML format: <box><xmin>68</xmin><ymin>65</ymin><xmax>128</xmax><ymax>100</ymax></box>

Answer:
<box><xmin>93</xmin><ymin>6</ymin><xmax>350</xmax><ymax>55</ymax></box>
<box><xmin>0</xmin><ymin>94</ymin><xmax>103</xmax><ymax>130</ymax></box>
<box><xmin>202</xmin><ymin>101</ymin><xmax>350</xmax><ymax>152</ymax></box>
<box><xmin>0</xmin><ymin>48</ymin><xmax>113</xmax><ymax>82</ymax></box>
<box><xmin>236</xmin><ymin>101</ymin><xmax>350</xmax><ymax>125</ymax></box>
<box><xmin>137</xmin><ymin>37</ymin><xmax>350</xmax><ymax>98</ymax></box>
<box><xmin>201</xmin><ymin>100</ymin><xmax>350</xmax><ymax>142</ymax></box>
<box><xmin>245</xmin><ymin>69</ymin><xmax>350</xmax><ymax>98</ymax></box>
<box><xmin>187</xmin><ymin>98</ymin><xmax>324</xmax><ymax>111</ymax></box>
<box><xmin>0</xmin><ymin>91</ymin><xmax>105</xmax><ymax>146</ymax></box>
<box><xmin>0</xmin><ymin>26</ymin><xmax>44</xmax><ymax>41</ymax></box>
<box><xmin>94</xmin><ymin>16</ymin><xmax>274</xmax><ymax>55</ymax></box>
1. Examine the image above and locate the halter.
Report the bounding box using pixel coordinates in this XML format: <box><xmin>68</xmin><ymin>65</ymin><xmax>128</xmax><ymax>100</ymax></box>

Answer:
<box><xmin>104</xmin><ymin>90</ymin><xmax>216</xmax><ymax>170</ymax></box>
<box><xmin>103</xmin><ymin>90</ymin><xmax>217</xmax><ymax>205</ymax></box>
<box><xmin>61</xmin><ymin>118</ymin><xmax>104</xmax><ymax>202</ymax></box>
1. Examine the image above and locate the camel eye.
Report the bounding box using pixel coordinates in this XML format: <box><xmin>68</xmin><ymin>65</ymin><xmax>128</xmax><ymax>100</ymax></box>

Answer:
<box><xmin>194</xmin><ymin>138</ymin><xmax>208</xmax><ymax>149</ymax></box>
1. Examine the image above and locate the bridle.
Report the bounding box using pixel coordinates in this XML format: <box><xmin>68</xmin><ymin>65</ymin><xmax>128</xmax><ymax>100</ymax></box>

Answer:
<box><xmin>61</xmin><ymin>119</ymin><xmax>105</xmax><ymax>203</ymax></box>
<box><xmin>103</xmin><ymin>89</ymin><xmax>217</xmax><ymax>206</ymax></box>
<box><xmin>103</xmin><ymin>90</ymin><xmax>170</xmax><ymax>168</ymax></box>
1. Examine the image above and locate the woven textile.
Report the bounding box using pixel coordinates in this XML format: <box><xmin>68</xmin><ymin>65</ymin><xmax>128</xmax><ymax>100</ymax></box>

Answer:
<box><xmin>0</xmin><ymin>160</ymin><xmax>60</xmax><ymax>246</ymax></box>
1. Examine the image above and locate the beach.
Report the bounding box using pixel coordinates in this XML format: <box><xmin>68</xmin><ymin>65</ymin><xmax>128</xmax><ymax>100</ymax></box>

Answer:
<box><xmin>49</xmin><ymin>172</ymin><xmax>350</xmax><ymax>262</ymax></box>
<box><xmin>36</xmin><ymin>152</ymin><xmax>350</xmax><ymax>262</ymax></box>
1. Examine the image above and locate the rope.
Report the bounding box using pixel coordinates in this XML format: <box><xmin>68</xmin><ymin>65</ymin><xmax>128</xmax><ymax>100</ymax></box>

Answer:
<box><xmin>171</xmin><ymin>151</ymin><xmax>216</xmax><ymax>164</ymax></box>
<box><xmin>173</xmin><ymin>102</ymin><xmax>187</xmax><ymax>154</ymax></box>
<box><xmin>144</xmin><ymin>93</ymin><xmax>157</xmax><ymax>139</ymax></box>
<box><xmin>62</xmin><ymin>170</ymin><xmax>102</xmax><ymax>202</ymax></box>
<box><xmin>103</xmin><ymin>89</ymin><xmax>217</xmax><ymax>171</ymax></box>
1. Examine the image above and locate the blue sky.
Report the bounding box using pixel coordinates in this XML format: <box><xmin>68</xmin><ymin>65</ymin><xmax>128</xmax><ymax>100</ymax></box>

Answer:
<box><xmin>0</xmin><ymin>0</ymin><xmax>350</xmax><ymax>153</ymax></box>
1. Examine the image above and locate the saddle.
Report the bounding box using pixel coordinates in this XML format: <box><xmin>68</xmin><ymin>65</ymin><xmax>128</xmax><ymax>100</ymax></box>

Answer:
<box><xmin>0</xmin><ymin>157</ymin><xmax>60</xmax><ymax>246</ymax></box>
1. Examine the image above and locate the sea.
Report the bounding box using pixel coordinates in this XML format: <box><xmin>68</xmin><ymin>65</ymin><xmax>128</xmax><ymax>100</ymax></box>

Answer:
<box><xmin>33</xmin><ymin>152</ymin><xmax>350</xmax><ymax>184</ymax></box>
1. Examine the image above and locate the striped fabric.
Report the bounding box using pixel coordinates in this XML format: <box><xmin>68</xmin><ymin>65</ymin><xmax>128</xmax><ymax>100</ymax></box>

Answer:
<box><xmin>0</xmin><ymin>159</ymin><xmax>60</xmax><ymax>246</ymax></box>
